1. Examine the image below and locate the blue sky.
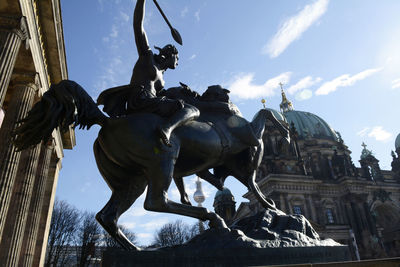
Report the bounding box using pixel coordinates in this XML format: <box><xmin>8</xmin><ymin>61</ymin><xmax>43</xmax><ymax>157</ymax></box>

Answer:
<box><xmin>58</xmin><ymin>0</ymin><xmax>400</xmax><ymax>245</ymax></box>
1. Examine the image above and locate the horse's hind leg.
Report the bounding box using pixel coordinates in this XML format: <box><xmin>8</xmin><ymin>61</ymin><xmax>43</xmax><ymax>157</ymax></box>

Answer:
<box><xmin>94</xmin><ymin>140</ymin><xmax>147</xmax><ymax>250</ymax></box>
<box><xmin>96</xmin><ymin>188</ymin><xmax>145</xmax><ymax>250</ymax></box>
<box><xmin>144</xmin><ymin>155</ymin><xmax>227</xmax><ymax>229</ymax></box>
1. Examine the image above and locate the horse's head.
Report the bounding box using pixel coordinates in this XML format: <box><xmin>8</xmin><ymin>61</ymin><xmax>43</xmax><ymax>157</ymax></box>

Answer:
<box><xmin>200</xmin><ymin>85</ymin><xmax>230</xmax><ymax>103</ymax></box>
<box><xmin>164</xmin><ymin>82</ymin><xmax>200</xmax><ymax>101</ymax></box>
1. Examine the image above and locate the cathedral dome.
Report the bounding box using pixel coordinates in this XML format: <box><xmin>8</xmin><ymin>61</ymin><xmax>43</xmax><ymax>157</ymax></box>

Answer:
<box><xmin>273</xmin><ymin>86</ymin><xmax>338</xmax><ymax>142</ymax></box>
<box><xmin>266</xmin><ymin>108</ymin><xmax>286</xmax><ymax>122</ymax></box>
<box><xmin>283</xmin><ymin>110</ymin><xmax>338</xmax><ymax>141</ymax></box>
<box><xmin>214</xmin><ymin>187</ymin><xmax>235</xmax><ymax>203</ymax></box>
<box><xmin>395</xmin><ymin>133</ymin><xmax>400</xmax><ymax>150</ymax></box>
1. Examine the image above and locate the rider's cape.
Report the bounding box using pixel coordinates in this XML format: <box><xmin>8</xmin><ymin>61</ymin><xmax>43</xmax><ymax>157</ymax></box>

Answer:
<box><xmin>97</xmin><ymin>84</ymin><xmax>131</xmax><ymax>117</ymax></box>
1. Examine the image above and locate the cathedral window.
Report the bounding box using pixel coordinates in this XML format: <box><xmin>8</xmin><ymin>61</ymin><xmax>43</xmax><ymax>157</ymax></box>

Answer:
<box><xmin>293</xmin><ymin>205</ymin><xmax>302</xmax><ymax>215</ymax></box>
<box><xmin>326</xmin><ymin>208</ymin><xmax>334</xmax><ymax>224</ymax></box>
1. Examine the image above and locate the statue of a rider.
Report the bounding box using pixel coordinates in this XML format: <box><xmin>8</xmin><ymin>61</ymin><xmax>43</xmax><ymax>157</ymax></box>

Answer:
<box><xmin>97</xmin><ymin>0</ymin><xmax>199</xmax><ymax>147</ymax></box>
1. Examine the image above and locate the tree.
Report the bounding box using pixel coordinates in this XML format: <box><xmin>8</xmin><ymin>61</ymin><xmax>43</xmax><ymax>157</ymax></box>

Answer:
<box><xmin>103</xmin><ymin>225</ymin><xmax>137</xmax><ymax>249</ymax></box>
<box><xmin>74</xmin><ymin>211</ymin><xmax>102</xmax><ymax>267</ymax></box>
<box><xmin>153</xmin><ymin>220</ymin><xmax>202</xmax><ymax>248</ymax></box>
<box><xmin>45</xmin><ymin>199</ymin><xmax>80</xmax><ymax>267</ymax></box>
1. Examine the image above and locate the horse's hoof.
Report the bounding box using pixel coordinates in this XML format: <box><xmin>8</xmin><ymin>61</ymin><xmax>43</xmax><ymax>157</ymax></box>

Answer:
<box><xmin>127</xmin><ymin>244</ymin><xmax>141</xmax><ymax>251</ymax></box>
<box><xmin>181</xmin><ymin>198</ymin><xmax>192</xmax><ymax>206</ymax></box>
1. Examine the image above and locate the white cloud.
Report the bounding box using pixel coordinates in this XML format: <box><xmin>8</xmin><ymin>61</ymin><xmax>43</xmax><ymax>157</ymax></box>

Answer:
<box><xmin>315</xmin><ymin>67</ymin><xmax>382</xmax><ymax>95</ymax></box>
<box><xmin>140</xmin><ymin>218</ymin><xmax>170</xmax><ymax>231</ymax></box>
<box><xmin>287</xmin><ymin>76</ymin><xmax>322</xmax><ymax>95</ymax></box>
<box><xmin>120</xmin><ymin>11</ymin><xmax>130</xmax><ymax>22</ymax></box>
<box><xmin>392</xmin><ymin>78</ymin><xmax>400</xmax><ymax>89</ymax></box>
<box><xmin>121</xmin><ymin>222</ymin><xmax>136</xmax><ymax>229</ymax></box>
<box><xmin>357</xmin><ymin>127</ymin><xmax>370</xmax><ymax>137</ymax></box>
<box><xmin>228</xmin><ymin>72</ymin><xmax>291</xmax><ymax>99</ymax></box>
<box><xmin>136</xmin><ymin>233</ymin><xmax>152</xmax><ymax>239</ymax></box>
<box><xmin>128</xmin><ymin>206</ymin><xmax>149</xmax><ymax>217</ymax></box>
<box><xmin>189</xmin><ymin>54</ymin><xmax>197</xmax><ymax>60</ymax></box>
<box><xmin>110</xmin><ymin>24</ymin><xmax>118</xmax><ymax>38</ymax></box>
<box><xmin>357</xmin><ymin>126</ymin><xmax>392</xmax><ymax>142</ymax></box>
<box><xmin>263</xmin><ymin>0</ymin><xmax>329</xmax><ymax>58</ymax></box>
<box><xmin>79</xmin><ymin>181</ymin><xmax>92</xmax><ymax>193</ymax></box>
<box><xmin>295</xmin><ymin>89</ymin><xmax>313</xmax><ymax>101</ymax></box>
<box><xmin>194</xmin><ymin>10</ymin><xmax>200</xmax><ymax>21</ymax></box>
<box><xmin>181</xmin><ymin>7</ymin><xmax>189</xmax><ymax>17</ymax></box>
<box><xmin>368</xmin><ymin>126</ymin><xmax>392</xmax><ymax>142</ymax></box>
<box><xmin>96</xmin><ymin>56</ymin><xmax>124</xmax><ymax>91</ymax></box>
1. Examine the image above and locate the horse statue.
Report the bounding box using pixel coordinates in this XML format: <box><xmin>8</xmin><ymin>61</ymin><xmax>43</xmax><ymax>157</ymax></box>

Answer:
<box><xmin>13</xmin><ymin>80</ymin><xmax>290</xmax><ymax>250</ymax></box>
<box><xmin>160</xmin><ymin>83</ymin><xmax>290</xmax><ymax>205</ymax></box>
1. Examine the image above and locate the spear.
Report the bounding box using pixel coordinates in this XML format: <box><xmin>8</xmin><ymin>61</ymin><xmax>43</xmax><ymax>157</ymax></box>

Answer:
<box><xmin>153</xmin><ymin>0</ymin><xmax>183</xmax><ymax>45</ymax></box>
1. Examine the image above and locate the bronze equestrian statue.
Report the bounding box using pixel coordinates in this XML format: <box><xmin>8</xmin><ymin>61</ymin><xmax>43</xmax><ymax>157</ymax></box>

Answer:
<box><xmin>12</xmin><ymin>0</ymin><xmax>290</xmax><ymax>251</ymax></box>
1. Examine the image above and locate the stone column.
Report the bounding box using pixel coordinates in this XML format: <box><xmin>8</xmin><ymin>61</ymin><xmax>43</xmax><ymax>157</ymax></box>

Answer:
<box><xmin>33</xmin><ymin>155</ymin><xmax>61</xmax><ymax>267</ymax></box>
<box><xmin>306</xmin><ymin>194</ymin><xmax>317</xmax><ymax>222</ymax></box>
<box><xmin>0</xmin><ymin>142</ymin><xmax>41</xmax><ymax>266</ymax></box>
<box><xmin>0</xmin><ymin>79</ymin><xmax>38</xmax><ymax>241</ymax></box>
<box><xmin>0</xmin><ymin>15</ymin><xmax>30</xmax><ymax>107</ymax></box>
<box><xmin>279</xmin><ymin>193</ymin><xmax>286</xmax><ymax>213</ymax></box>
<box><xmin>363</xmin><ymin>202</ymin><xmax>378</xmax><ymax>237</ymax></box>
<box><xmin>18</xmin><ymin>142</ymin><xmax>54</xmax><ymax>267</ymax></box>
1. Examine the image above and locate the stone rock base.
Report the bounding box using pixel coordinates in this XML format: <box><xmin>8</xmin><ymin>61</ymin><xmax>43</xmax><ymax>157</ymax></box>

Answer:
<box><xmin>102</xmin><ymin>246</ymin><xmax>350</xmax><ymax>267</ymax></box>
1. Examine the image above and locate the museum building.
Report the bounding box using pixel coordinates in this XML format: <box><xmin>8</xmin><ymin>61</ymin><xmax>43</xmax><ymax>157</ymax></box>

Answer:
<box><xmin>214</xmin><ymin>89</ymin><xmax>400</xmax><ymax>260</ymax></box>
<box><xmin>0</xmin><ymin>0</ymin><xmax>74</xmax><ymax>266</ymax></box>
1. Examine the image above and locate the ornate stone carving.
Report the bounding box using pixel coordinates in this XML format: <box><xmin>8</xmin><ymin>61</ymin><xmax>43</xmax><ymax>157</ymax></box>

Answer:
<box><xmin>0</xmin><ymin>15</ymin><xmax>30</xmax><ymax>43</ymax></box>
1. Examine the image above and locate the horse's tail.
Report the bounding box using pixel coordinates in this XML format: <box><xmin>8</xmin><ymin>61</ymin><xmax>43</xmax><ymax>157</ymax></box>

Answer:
<box><xmin>13</xmin><ymin>80</ymin><xmax>107</xmax><ymax>151</ymax></box>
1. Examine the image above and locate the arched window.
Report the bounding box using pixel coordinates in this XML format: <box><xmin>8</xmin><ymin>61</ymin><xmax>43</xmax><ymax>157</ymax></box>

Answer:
<box><xmin>326</xmin><ymin>208</ymin><xmax>334</xmax><ymax>224</ymax></box>
<box><xmin>293</xmin><ymin>205</ymin><xmax>302</xmax><ymax>215</ymax></box>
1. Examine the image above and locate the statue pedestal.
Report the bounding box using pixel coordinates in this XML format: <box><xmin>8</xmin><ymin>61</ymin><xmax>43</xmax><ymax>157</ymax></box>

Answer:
<box><xmin>102</xmin><ymin>210</ymin><xmax>352</xmax><ymax>266</ymax></box>
<box><xmin>102</xmin><ymin>246</ymin><xmax>350</xmax><ymax>266</ymax></box>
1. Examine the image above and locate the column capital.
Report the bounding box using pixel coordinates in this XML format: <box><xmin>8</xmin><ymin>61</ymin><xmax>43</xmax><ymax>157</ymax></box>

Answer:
<box><xmin>0</xmin><ymin>15</ymin><xmax>30</xmax><ymax>45</ymax></box>
<box><xmin>44</xmin><ymin>139</ymin><xmax>55</xmax><ymax>150</ymax></box>
<box><xmin>10</xmin><ymin>72</ymin><xmax>41</xmax><ymax>92</ymax></box>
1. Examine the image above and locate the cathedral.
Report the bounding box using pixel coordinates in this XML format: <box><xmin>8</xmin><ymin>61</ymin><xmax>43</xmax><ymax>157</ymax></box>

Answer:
<box><xmin>214</xmin><ymin>88</ymin><xmax>400</xmax><ymax>260</ymax></box>
<box><xmin>0</xmin><ymin>1</ymin><xmax>74</xmax><ymax>266</ymax></box>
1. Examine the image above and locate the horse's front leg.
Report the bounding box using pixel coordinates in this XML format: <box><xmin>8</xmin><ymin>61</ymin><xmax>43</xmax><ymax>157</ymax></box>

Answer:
<box><xmin>248</xmin><ymin>171</ymin><xmax>277</xmax><ymax>211</ymax></box>
<box><xmin>197</xmin><ymin>169</ymin><xmax>224</xmax><ymax>191</ymax></box>
<box><xmin>266</xmin><ymin>110</ymin><xmax>290</xmax><ymax>144</ymax></box>
<box><xmin>173</xmin><ymin>176</ymin><xmax>192</xmax><ymax>205</ymax></box>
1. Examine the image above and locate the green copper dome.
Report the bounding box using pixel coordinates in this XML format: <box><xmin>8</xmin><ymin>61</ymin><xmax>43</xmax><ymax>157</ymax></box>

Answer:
<box><xmin>283</xmin><ymin>110</ymin><xmax>338</xmax><ymax>141</ymax></box>
<box><xmin>214</xmin><ymin>187</ymin><xmax>235</xmax><ymax>202</ymax></box>
<box><xmin>395</xmin><ymin>133</ymin><xmax>400</xmax><ymax>150</ymax></box>
<box><xmin>266</xmin><ymin>108</ymin><xmax>286</xmax><ymax>122</ymax></box>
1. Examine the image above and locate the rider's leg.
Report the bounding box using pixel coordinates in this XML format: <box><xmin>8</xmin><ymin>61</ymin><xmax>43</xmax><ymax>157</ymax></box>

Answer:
<box><xmin>265</xmin><ymin>110</ymin><xmax>290</xmax><ymax>144</ymax></box>
<box><xmin>229</xmin><ymin>122</ymin><xmax>259</xmax><ymax>146</ymax></box>
<box><xmin>158</xmin><ymin>104</ymin><xmax>200</xmax><ymax>146</ymax></box>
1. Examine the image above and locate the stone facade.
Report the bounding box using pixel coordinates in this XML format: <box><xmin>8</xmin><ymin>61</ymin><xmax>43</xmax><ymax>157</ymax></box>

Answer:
<box><xmin>227</xmin><ymin>89</ymin><xmax>400</xmax><ymax>260</ymax></box>
<box><xmin>0</xmin><ymin>1</ymin><xmax>74</xmax><ymax>266</ymax></box>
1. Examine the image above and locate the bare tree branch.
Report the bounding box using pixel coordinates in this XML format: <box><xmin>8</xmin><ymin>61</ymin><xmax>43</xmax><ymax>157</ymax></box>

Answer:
<box><xmin>45</xmin><ymin>199</ymin><xmax>80</xmax><ymax>267</ymax></box>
